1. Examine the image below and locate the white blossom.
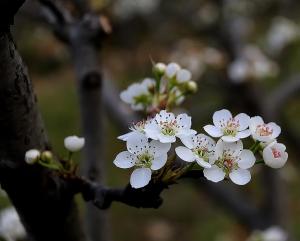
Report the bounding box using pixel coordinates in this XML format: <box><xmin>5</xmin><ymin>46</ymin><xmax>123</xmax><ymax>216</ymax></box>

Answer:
<box><xmin>144</xmin><ymin>110</ymin><xmax>196</xmax><ymax>143</ymax></box>
<box><xmin>64</xmin><ymin>136</ymin><xmax>85</xmax><ymax>152</ymax></box>
<box><xmin>120</xmin><ymin>78</ymin><xmax>155</xmax><ymax>110</ymax></box>
<box><xmin>247</xmin><ymin>226</ymin><xmax>288</xmax><ymax>241</ymax></box>
<box><xmin>176</xmin><ymin>69</ymin><xmax>192</xmax><ymax>83</ymax></box>
<box><xmin>263</xmin><ymin>142</ymin><xmax>288</xmax><ymax>169</ymax></box>
<box><xmin>165</xmin><ymin>63</ymin><xmax>181</xmax><ymax>78</ymax></box>
<box><xmin>0</xmin><ymin>207</ymin><xmax>26</xmax><ymax>241</ymax></box>
<box><xmin>204</xmin><ymin>109</ymin><xmax>251</xmax><ymax>142</ymax></box>
<box><xmin>203</xmin><ymin>139</ymin><xmax>255</xmax><ymax>185</ymax></box>
<box><xmin>113</xmin><ymin>133</ymin><xmax>171</xmax><ymax>188</ymax></box>
<box><xmin>118</xmin><ymin>119</ymin><xmax>151</xmax><ymax>141</ymax></box>
<box><xmin>250</xmin><ymin>116</ymin><xmax>281</xmax><ymax>143</ymax></box>
<box><xmin>175</xmin><ymin>134</ymin><xmax>215</xmax><ymax>168</ymax></box>
<box><xmin>154</xmin><ymin>62</ymin><xmax>166</xmax><ymax>74</ymax></box>
<box><xmin>25</xmin><ymin>149</ymin><xmax>40</xmax><ymax>164</ymax></box>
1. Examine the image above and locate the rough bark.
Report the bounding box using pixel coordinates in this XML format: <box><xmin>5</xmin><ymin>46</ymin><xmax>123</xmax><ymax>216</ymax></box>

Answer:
<box><xmin>0</xmin><ymin>4</ymin><xmax>86</xmax><ymax>241</ymax></box>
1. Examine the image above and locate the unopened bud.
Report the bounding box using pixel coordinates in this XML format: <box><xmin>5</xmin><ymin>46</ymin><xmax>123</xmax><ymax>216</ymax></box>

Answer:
<box><xmin>41</xmin><ymin>151</ymin><xmax>53</xmax><ymax>163</ymax></box>
<box><xmin>25</xmin><ymin>149</ymin><xmax>40</xmax><ymax>164</ymax></box>
<box><xmin>186</xmin><ymin>81</ymin><xmax>198</xmax><ymax>93</ymax></box>
<box><xmin>153</xmin><ymin>62</ymin><xmax>166</xmax><ymax>76</ymax></box>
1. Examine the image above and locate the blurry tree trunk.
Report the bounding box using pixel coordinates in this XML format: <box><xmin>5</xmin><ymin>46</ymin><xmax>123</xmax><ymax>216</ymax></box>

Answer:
<box><xmin>0</xmin><ymin>3</ymin><xmax>86</xmax><ymax>241</ymax></box>
<box><xmin>69</xmin><ymin>19</ymin><xmax>110</xmax><ymax>241</ymax></box>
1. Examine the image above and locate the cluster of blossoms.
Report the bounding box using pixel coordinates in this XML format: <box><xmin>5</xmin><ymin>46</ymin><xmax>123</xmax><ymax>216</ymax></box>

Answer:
<box><xmin>25</xmin><ymin>136</ymin><xmax>85</xmax><ymax>172</ymax></box>
<box><xmin>120</xmin><ymin>62</ymin><xmax>197</xmax><ymax>113</ymax></box>
<box><xmin>114</xmin><ymin>109</ymin><xmax>288</xmax><ymax>189</ymax></box>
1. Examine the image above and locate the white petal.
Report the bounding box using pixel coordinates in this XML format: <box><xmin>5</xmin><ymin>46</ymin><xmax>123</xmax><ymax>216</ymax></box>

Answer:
<box><xmin>176</xmin><ymin>69</ymin><xmax>191</xmax><ymax>83</ymax></box>
<box><xmin>180</xmin><ymin>135</ymin><xmax>195</xmax><ymax>149</ymax></box>
<box><xmin>250</xmin><ymin>116</ymin><xmax>264</xmax><ymax>132</ymax></box>
<box><xmin>195</xmin><ymin>134</ymin><xmax>216</xmax><ymax>151</ymax></box>
<box><xmin>213</xmin><ymin>109</ymin><xmax>232</xmax><ymax>128</ymax></box>
<box><xmin>269</xmin><ymin>122</ymin><xmax>281</xmax><ymax>139</ymax></box>
<box><xmin>263</xmin><ymin>142</ymin><xmax>288</xmax><ymax>168</ymax></box>
<box><xmin>165</xmin><ymin>62</ymin><xmax>180</xmax><ymax>78</ymax></box>
<box><xmin>113</xmin><ymin>151</ymin><xmax>136</xmax><ymax>168</ymax></box>
<box><xmin>176</xmin><ymin>113</ymin><xmax>192</xmax><ymax>129</ymax></box>
<box><xmin>126</xmin><ymin>133</ymin><xmax>148</xmax><ymax>155</ymax></box>
<box><xmin>221</xmin><ymin>135</ymin><xmax>239</xmax><ymax>142</ymax></box>
<box><xmin>149</xmin><ymin>140</ymin><xmax>171</xmax><ymax>157</ymax></box>
<box><xmin>234</xmin><ymin>113</ymin><xmax>250</xmax><ymax>131</ymax></box>
<box><xmin>203</xmin><ymin>165</ymin><xmax>226</xmax><ymax>183</ymax></box>
<box><xmin>236</xmin><ymin>129</ymin><xmax>251</xmax><ymax>139</ymax></box>
<box><xmin>229</xmin><ymin>169</ymin><xmax>251</xmax><ymax>185</ymax></box>
<box><xmin>238</xmin><ymin>149</ymin><xmax>256</xmax><ymax>169</ymax></box>
<box><xmin>203</xmin><ymin>125</ymin><xmax>223</xmax><ymax>137</ymax></box>
<box><xmin>215</xmin><ymin>139</ymin><xmax>243</xmax><ymax>159</ymax></box>
<box><xmin>64</xmin><ymin>136</ymin><xmax>85</xmax><ymax>152</ymax></box>
<box><xmin>130</xmin><ymin>168</ymin><xmax>152</xmax><ymax>189</ymax></box>
<box><xmin>117</xmin><ymin>132</ymin><xmax>136</xmax><ymax>141</ymax></box>
<box><xmin>157</xmin><ymin>134</ymin><xmax>176</xmax><ymax>143</ymax></box>
<box><xmin>175</xmin><ymin>146</ymin><xmax>195</xmax><ymax>162</ymax></box>
<box><xmin>195</xmin><ymin>157</ymin><xmax>212</xmax><ymax>168</ymax></box>
<box><xmin>144</xmin><ymin>121</ymin><xmax>160</xmax><ymax>140</ymax></box>
<box><xmin>155</xmin><ymin>110</ymin><xmax>175</xmax><ymax>123</ymax></box>
<box><xmin>151</xmin><ymin>154</ymin><xmax>168</xmax><ymax>170</ymax></box>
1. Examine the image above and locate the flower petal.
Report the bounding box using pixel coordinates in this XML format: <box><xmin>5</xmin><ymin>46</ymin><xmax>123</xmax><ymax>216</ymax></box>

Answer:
<box><xmin>176</xmin><ymin>69</ymin><xmax>191</xmax><ymax>83</ymax></box>
<box><xmin>165</xmin><ymin>63</ymin><xmax>180</xmax><ymax>78</ymax></box>
<box><xmin>203</xmin><ymin>165</ymin><xmax>226</xmax><ymax>183</ymax></box>
<box><xmin>238</xmin><ymin>149</ymin><xmax>256</xmax><ymax>169</ymax></box>
<box><xmin>234</xmin><ymin>113</ymin><xmax>250</xmax><ymax>131</ymax></box>
<box><xmin>113</xmin><ymin>151</ymin><xmax>136</xmax><ymax>168</ymax></box>
<box><xmin>221</xmin><ymin>135</ymin><xmax>239</xmax><ymax>142</ymax></box>
<box><xmin>149</xmin><ymin>140</ymin><xmax>171</xmax><ymax>157</ymax></box>
<box><xmin>236</xmin><ymin>129</ymin><xmax>251</xmax><ymax>139</ymax></box>
<box><xmin>180</xmin><ymin>135</ymin><xmax>195</xmax><ymax>149</ymax></box>
<box><xmin>144</xmin><ymin>122</ymin><xmax>160</xmax><ymax>140</ymax></box>
<box><xmin>203</xmin><ymin>125</ymin><xmax>223</xmax><ymax>137</ymax></box>
<box><xmin>118</xmin><ymin>132</ymin><xmax>137</xmax><ymax>141</ymax></box>
<box><xmin>213</xmin><ymin>109</ymin><xmax>232</xmax><ymax>128</ymax></box>
<box><xmin>229</xmin><ymin>169</ymin><xmax>251</xmax><ymax>185</ymax></box>
<box><xmin>151</xmin><ymin>154</ymin><xmax>168</xmax><ymax>170</ymax></box>
<box><xmin>250</xmin><ymin>116</ymin><xmax>264</xmax><ymax>132</ymax></box>
<box><xmin>215</xmin><ymin>139</ymin><xmax>243</xmax><ymax>159</ymax></box>
<box><xmin>155</xmin><ymin>110</ymin><xmax>175</xmax><ymax>123</ymax></box>
<box><xmin>195</xmin><ymin>157</ymin><xmax>212</xmax><ymax>168</ymax></box>
<box><xmin>175</xmin><ymin>146</ymin><xmax>195</xmax><ymax>162</ymax></box>
<box><xmin>130</xmin><ymin>168</ymin><xmax>152</xmax><ymax>189</ymax></box>
<box><xmin>126</xmin><ymin>133</ymin><xmax>148</xmax><ymax>155</ymax></box>
<box><xmin>157</xmin><ymin>134</ymin><xmax>176</xmax><ymax>143</ymax></box>
<box><xmin>269</xmin><ymin>122</ymin><xmax>281</xmax><ymax>139</ymax></box>
<box><xmin>176</xmin><ymin>113</ymin><xmax>192</xmax><ymax>129</ymax></box>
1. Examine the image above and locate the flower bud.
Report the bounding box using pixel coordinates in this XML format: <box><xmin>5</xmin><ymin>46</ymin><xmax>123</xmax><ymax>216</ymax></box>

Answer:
<box><xmin>25</xmin><ymin>149</ymin><xmax>40</xmax><ymax>164</ymax></box>
<box><xmin>40</xmin><ymin>151</ymin><xmax>53</xmax><ymax>163</ymax></box>
<box><xmin>153</xmin><ymin>62</ymin><xmax>166</xmax><ymax>75</ymax></box>
<box><xmin>263</xmin><ymin>142</ymin><xmax>288</xmax><ymax>168</ymax></box>
<box><xmin>176</xmin><ymin>69</ymin><xmax>191</xmax><ymax>83</ymax></box>
<box><xmin>165</xmin><ymin>62</ymin><xmax>180</xmax><ymax>78</ymax></box>
<box><xmin>64</xmin><ymin>136</ymin><xmax>85</xmax><ymax>152</ymax></box>
<box><xmin>186</xmin><ymin>81</ymin><xmax>198</xmax><ymax>93</ymax></box>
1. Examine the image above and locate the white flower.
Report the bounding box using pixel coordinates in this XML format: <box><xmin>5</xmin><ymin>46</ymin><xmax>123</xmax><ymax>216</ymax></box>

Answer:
<box><xmin>64</xmin><ymin>136</ymin><xmax>85</xmax><ymax>152</ymax></box>
<box><xmin>228</xmin><ymin>59</ymin><xmax>250</xmax><ymax>83</ymax></box>
<box><xmin>176</xmin><ymin>69</ymin><xmax>192</xmax><ymax>83</ymax></box>
<box><xmin>113</xmin><ymin>133</ymin><xmax>171</xmax><ymax>188</ymax></box>
<box><xmin>203</xmin><ymin>139</ymin><xmax>255</xmax><ymax>185</ymax></box>
<box><xmin>25</xmin><ymin>149</ymin><xmax>40</xmax><ymax>164</ymax></box>
<box><xmin>250</xmin><ymin>116</ymin><xmax>281</xmax><ymax>143</ymax></box>
<box><xmin>0</xmin><ymin>207</ymin><xmax>26</xmax><ymax>241</ymax></box>
<box><xmin>175</xmin><ymin>134</ymin><xmax>215</xmax><ymax>168</ymax></box>
<box><xmin>118</xmin><ymin>119</ymin><xmax>152</xmax><ymax>141</ymax></box>
<box><xmin>263</xmin><ymin>142</ymin><xmax>288</xmax><ymax>169</ymax></box>
<box><xmin>262</xmin><ymin>226</ymin><xmax>288</xmax><ymax>241</ymax></box>
<box><xmin>165</xmin><ymin>63</ymin><xmax>181</xmax><ymax>78</ymax></box>
<box><xmin>120</xmin><ymin>78</ymin><xmax>155</xmax><ymax>110</ymax></box>
<box><xmin>204</xmin><ymin>109</ymin><xmax>251</xmax><ymax>142</ymax></box>
<box><xmin>144</xmin><ymin>110</ymin><xmax>197</xmax><ymax>143</ymax></box>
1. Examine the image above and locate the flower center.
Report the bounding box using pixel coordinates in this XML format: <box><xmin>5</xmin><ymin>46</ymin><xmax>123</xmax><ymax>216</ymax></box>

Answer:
<box><xmin>136</xmin><ymin>152</ymin><xmax>153</xmax><ymax>168</ymax></box>
<box><xmin>216</xmin><ymin>154</ymin><xmax>238</xmax><ymax>175</ymax></box>
<box><xmin>271</xmin><ymin>148</ymin><xmax>281</xmax><ymax>158</ymax></box>
<box><xmin>256</xmin><ymin>124</ymin><xmax>273</xmax><ymax>137</ymax></box>
<box><xmin>130</xmin><ymin>120</ymin><xmax>147</xmax><ymax>133</ymax></box>
<box><xmin>223</xmin><ymin>119</ymin><xmax>239</xmax><ymax>136</ymax></box>
<box><xmin>133</xmin><ymin>94</ymin><xmax>152</xmax><ymax>105</ymax></box>
<box><xmin>160</xmin><ymin>120</ymin><xmax>177</xmax><ymax>136</ymax></box>
<box><xmin>193</xmin><ymin>147</ymin><xmax>210</xmax><ymax>162</ymax></box>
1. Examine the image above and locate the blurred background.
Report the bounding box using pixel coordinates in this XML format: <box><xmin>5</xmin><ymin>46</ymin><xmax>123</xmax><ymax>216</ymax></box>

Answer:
<box><xmin>1</xmin><ymin>0</ymin><xmax>300</xmax><ymax>240</ymax></box>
